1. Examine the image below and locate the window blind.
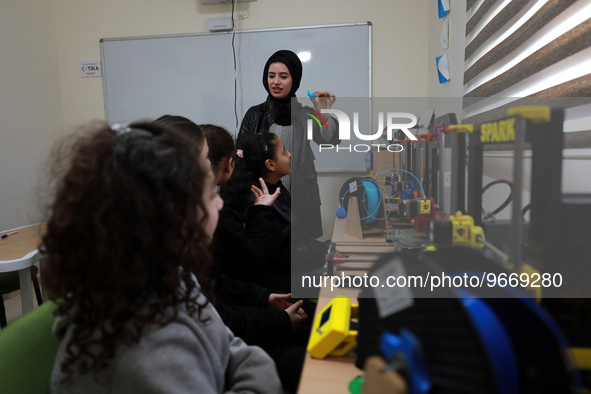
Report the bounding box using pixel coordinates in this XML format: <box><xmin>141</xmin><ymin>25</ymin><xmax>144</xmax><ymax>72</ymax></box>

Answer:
<box><xmin>462</xmin><ymin>0</ymin><xmax>591</xmax><ymax>146</ymax></box>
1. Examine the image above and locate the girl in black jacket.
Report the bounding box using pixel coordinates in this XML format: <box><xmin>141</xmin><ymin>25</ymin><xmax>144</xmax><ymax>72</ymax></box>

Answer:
<box><xmin>221</xmin><ymin>131</ymin><xmax>293</xmax><ymax>291</ymax></box>
<box><xmin>204</xmin><ymin>125</ymin><xmax>310</xmax><ymax>392</ymax></box>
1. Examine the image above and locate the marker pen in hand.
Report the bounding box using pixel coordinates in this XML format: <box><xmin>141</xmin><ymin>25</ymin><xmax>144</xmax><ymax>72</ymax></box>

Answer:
<box><xmin>309</xmin><ymin>91</ymin><xmax>334</xmax><ymax>98</ymax></box>
<box><xmin>1</xmin><ymin>231</ymin><xmax>18</xmax><ymax>239</ymax></box>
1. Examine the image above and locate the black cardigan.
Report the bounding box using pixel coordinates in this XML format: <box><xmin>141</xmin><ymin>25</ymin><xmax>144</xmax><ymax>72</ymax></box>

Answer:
<box><xmin>212</xmin><ymin>273</ymin><xmax>291</xmax><ymax>349</ymax></box>
<box><xmin>213</xmin><ymin>204</ymin><xmax>276</xmax><ymax>282</ymax></box>
<box><xmin>214</xmin><ymin>183</ymin><xmax>292</xmax><ymax>292</ymax></box>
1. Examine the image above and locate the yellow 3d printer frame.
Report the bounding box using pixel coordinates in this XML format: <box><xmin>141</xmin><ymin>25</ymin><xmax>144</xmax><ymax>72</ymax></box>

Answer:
<box><xmin>307</xmin><ymin>296</ymin><xmax>358</xmax><ymax>359</ymax></box>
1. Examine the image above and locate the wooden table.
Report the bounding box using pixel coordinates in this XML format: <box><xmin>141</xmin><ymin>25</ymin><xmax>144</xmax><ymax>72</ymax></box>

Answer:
<box><xmin>330</xmin><ymin>216</ymin><xmax>391</xmax><ymax>247</ymax></box>
<box><xmin>0</xmin><ymin>224</ymin><xmax>46</xmax><ymax>314</ymax></box>
<box><xmin>324</xmin><ymin>217</ymin><xmax>395</xmax><ymax>296</ymax></box>
<box><xmin>297</xmin><ymin>218</ymin><xmax>396</xmax><ymax>393</ymax></box>
<box><xmin>297</xmin><ymin>287</ymin><xmax>361</xmax><ymax>394</ymax></box>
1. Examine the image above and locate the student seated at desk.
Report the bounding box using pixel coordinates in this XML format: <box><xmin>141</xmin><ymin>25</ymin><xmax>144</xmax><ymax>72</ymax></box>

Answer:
<box><xmin>41</xmin><ymin>121</ymin><xmax>281</xmax><ymax>393</ymax></box>
<box><xmin>220</xmin><ymin>132</ymin><xmax>293</xmax><ymax>292</ymax></box>
<box><xmin>203</xmin><ymin>124</ymin><xmax>310</xmax><ymax>393</ymax></box>
<box><xmin>223</xmin><ymin>132</ymin><xmax>328</xmax><ymax>293</ymax></box>
<box><xmin>203</xmin><ymin>124</ymin><xmax>308</xmax><ymax>337</ymax></box>
<box><xmin>204</xmin><ymin>125</ymin><xmax>280</xmax><ymax>283</ymax></box>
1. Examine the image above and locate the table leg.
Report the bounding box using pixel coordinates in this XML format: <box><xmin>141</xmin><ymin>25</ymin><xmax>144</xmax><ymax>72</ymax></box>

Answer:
<box><xmin>18</xmin><ymin>267</ymin><xmax>34</xmax><ymax>314</ymax></box>
<box><xmin>39</xmin><ymin>256</ymin><xmax>48</xmax><ymax>301</ymax></box>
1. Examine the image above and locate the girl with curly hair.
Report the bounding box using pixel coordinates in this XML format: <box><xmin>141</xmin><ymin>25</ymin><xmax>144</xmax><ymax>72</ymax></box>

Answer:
<box><xmin>42</xmin><ymin>121</ymin><xmax>281</xmax><ymax>393</ymax></box>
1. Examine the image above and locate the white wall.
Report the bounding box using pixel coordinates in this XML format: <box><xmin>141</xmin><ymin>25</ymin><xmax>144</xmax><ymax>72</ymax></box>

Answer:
<box><xmin>1</xmin><ymin>0</ymin><xmax>430</xmax><ymax>236</ymax></box>
<box><xmin>54</xmin><ymin>0</ymin><xmax>429</xmax><ymax>129</ymax></box>
<box><xmin>0</xmin><ymin>0</ymin><xmax>64</xmax><ymax>230</ymax></box>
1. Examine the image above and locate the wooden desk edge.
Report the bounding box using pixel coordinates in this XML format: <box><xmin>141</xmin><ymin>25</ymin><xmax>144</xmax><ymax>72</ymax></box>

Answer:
<box><xmin>298</xmin><ymin>286</ymin><xmax>361</xmax><ymax>393</ymax></box>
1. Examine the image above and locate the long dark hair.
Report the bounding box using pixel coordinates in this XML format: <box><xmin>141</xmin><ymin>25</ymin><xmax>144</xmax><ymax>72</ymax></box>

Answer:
<box><xmin>154</xmin><ymin>114</ymin><xmax>205</xmax><ymax>146</ymax></box>
<box><xmin>201</xmin><ymin>124</ymin><xmax>235</xmax><ymax>175</ymax></box>
<box><xmin>41</xmin><ymin>120</ymin><xmax>214</xmax><ymax>382</ymax></box>
<box><xmin>220</xmin><ymin>132</ymin><xmax>279</xmax><ymax>211</ymax></box>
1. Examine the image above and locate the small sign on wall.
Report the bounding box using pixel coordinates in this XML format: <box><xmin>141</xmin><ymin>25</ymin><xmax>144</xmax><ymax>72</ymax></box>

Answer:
<box><xmin>80</xmin><ymin>61</ymin><xmax>102</xmax><ymax>78</ymax></box>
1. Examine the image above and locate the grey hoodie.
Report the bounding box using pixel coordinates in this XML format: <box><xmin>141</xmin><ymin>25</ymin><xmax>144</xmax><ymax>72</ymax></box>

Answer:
<box><xmin>50</xmin><ymin>275</ymin><xmax>282</xmax><ymax>394</ymax></box>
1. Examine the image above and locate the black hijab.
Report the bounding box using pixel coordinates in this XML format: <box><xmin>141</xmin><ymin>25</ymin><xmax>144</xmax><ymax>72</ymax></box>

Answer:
<box><xmin>262</xmin><ymin>50</ymin><xmax>303</xmax><ymax>126</ymax></box>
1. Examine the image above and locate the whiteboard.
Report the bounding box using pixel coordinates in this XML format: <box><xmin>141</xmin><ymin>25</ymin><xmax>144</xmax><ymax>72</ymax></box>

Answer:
<box><xmin>101</xmin><ymin>22</ymin><xmax>371</xmax><ymax>171</ymax></box>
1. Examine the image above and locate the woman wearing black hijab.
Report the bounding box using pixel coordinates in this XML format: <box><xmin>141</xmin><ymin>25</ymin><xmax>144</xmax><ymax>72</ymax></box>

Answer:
<box><xmin>237</xmin><ymin>50</ymin><xmax>339</xmax><ymax>252</ymax></box>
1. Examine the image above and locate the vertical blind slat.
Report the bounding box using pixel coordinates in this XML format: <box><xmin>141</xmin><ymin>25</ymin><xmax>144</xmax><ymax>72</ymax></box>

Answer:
<box><xmin>465</xmin><ymin>0</ymin><xmax>531</xmax><ymax>60</ymax></box>
<box><xmin>466</xmin><ymin>0</ymin><xmax>498</xmax><ymax>36</ymax></box>
<box><xmin>464</xmin><ymin>0</ymin><xmax>575</xmax><ymax>84</ymax></box>
<box><xmin>463</xmin><ymin>75</ymin><xmax>591</xmax><ymax>124</ymax></box>
<box><xmin>465</xmin><ymin>20</ymin><xmax>591</xmax><ymax>98</ymax></box>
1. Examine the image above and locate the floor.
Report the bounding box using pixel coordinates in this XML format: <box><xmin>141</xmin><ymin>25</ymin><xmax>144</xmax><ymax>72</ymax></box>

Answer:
<box><xmin>3</xmin><ymin>288</ymin><xmax>40</xmax><ymax>325</ymax></box>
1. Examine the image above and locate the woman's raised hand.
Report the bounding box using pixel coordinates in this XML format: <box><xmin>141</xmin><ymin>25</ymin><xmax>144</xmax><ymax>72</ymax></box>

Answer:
<box><xmin>310</xmin><ymin>91</ymin><xmax>336</xmax><ymax>112</ymax></box>
<box><xmin>250</xmin><ymin>177</ymin><xmax>281</xmax><ymax>206</ymax></box>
